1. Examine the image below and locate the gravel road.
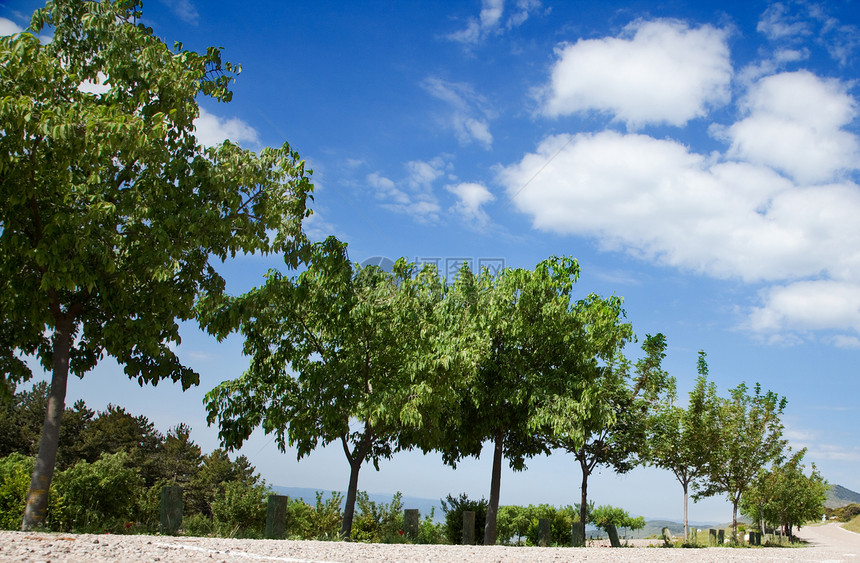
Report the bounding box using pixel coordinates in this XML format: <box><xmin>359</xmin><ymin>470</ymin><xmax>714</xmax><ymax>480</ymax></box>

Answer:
<box><xmin>1</xmin><ymin>523</ymin><xmax>857</xmax><ymax>562</ymax></box>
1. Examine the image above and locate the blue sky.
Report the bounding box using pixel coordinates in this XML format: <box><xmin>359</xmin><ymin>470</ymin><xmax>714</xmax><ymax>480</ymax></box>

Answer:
<box><xmin>3</xmin><ymin>0</ymin><xmax>859</xmax><ymax>523</ymax></box>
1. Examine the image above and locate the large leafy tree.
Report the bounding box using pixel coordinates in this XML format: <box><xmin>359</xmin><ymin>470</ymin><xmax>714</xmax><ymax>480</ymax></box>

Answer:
<box><xmin>697</xmin><ymin>372</ymin><xmax>787</xmax><ymax>542</ymax></box>
<box><xmin>542</xmin><ymin>333</ymin><xmax>668</xmax><ymax>543</ymax></box>
<box><xmin>647</xmin><ymin>351</ymin><xmax>719</xmax><ymax>542</ymax></box>
<box><xmin>0</xmin><ymin>0</ymin><xmax>312</xmax><ymax>529</ymax></box>
<box><xmin>204</xmin><ymin>240</ymin><xmax>448</xmax><ymax>539</ymax></box>
<box><xmin>434</xmin><ymin>257</ymin><xmax>631</xmax><ymax>545</ymax></box>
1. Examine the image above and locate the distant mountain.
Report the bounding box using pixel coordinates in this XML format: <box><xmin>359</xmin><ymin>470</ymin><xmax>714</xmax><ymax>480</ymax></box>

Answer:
<box><xmin>826</xmin><ymin>484</ymin><xmax>860</xmax><ymax>509</ymax></box>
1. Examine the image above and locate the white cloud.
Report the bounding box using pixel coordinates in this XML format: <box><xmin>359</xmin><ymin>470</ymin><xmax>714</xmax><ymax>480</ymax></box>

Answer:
<box><xmin>366</xmin><ymin>158</ymin><xmax>449</xmax><ymax>222</ymax></box>
<box><xmin>157</xmin><ymin>0</ymin><xmax>199</xmax><ymax>25</ymax></box>
<box><xmin>448</xmin><ymin>0</ymin><xmax>542</xmax><ymax>44</ymax></box>
<box><xmin>447</xmin><ymin>182</ymin><xmax>495</xmax><ymax>225</ymax></box>
<box><xmin>78</xmin><ymin>72</ymin><xmax>111</xmax><ymax>95</ymax></box>
<box><xmin>0</xmin><ymin>17</ymin><xmax>24</xmax><ymax>36</ymax></box>
<box><xmin>747</xmin><ymin>281</ymin><xmax>860</xmax><ymax>334</ymax></box>
<box><xmin>540</xmin><ymin>19</ymin><xmax>732</xmax><ymax>128</ymax></box>
<box><xmin>193</xmin><ymin>108</ymin><xmax>260</xmax><ymax>149</ymax></box>
<box><xmin>422</xmin><ymin>77</ymin><xmax>494</xmax><ymax>147</ymax></box>
<box><xmin>722</xmin><ymin>71</ymin><xmax>859</xmax><ymax>184</ymax></box>
<box><xmin>757</xmin><ymin>3</ymin><xmax>810</xmax><ymax>41</ymax></box>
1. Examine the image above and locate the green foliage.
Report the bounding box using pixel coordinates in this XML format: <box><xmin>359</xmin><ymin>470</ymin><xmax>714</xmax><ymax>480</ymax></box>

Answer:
<box><xmin>211</xmin><ymin>479</ymin><xmax>268</xmax><ymax>538</ymax></box>
<box><xmin>1</xmin><ymin>0</ymin><xmax>313</xmax><ymax>528</ymax></box>
<box><xmin>0</xmin><ymin>454</ymin><xmax>36</xmax><ymax>529</ymax></box>
<box><xmin>351</xmin><ymin>491</ymin><xmax>405</xmax><ymax>543</ymax></box>
<box><xmin>496</xmin><ymin>504</ymin><xmax>579</xmax><ymax>546</ymax></box>
<box><xmin>696</xmin><ymin>374</ymin><xmax>787</xmax><ymax>541</ymax></box>
<box><xmin>741</xmin><ymin>448</ymin><xmax>828</xmax><ymax>536</ymax></box>
<box><xmin>590</xmin><ymin>504</ymin><xmax>645</xmax><ymax>534</ymax></box>
<box><xmin>826</xmin><ymin>503</ymin><xmax>860</xmax><ymax>522</ymax></box>
<box><xmin>441</xmin><ymin>493</ymin><xmax>487</xmax><ymax>545</ymax></box>
<box><xmin>205</xmin><ymin>242</ymin><xmax>447</xmax><ymax>538</ymax></box>
<box><xmin>54</xmin><ymin>451</ymin><xmax>141</xmax><ymax>532</ymax></box>
<box><xmin>415</xmin><ymin>509</ymin><xmax>446</xmax><ymax>544</ymax></box>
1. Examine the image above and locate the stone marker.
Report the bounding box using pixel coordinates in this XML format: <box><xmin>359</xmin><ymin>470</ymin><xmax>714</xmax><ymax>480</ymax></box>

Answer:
<box><xmin>607</xmin><ymin>524</ymin><xmax>621</xmax><ymax>547</ymax></box>
<box><xmin>265</xmin><ymin>494</ymin><xmax>288</xmax><ymax>539</ymax></box>
<box><xmin>709</xmin><ymin>528</ymin><xmax>717</xmax><ymax>545</ymax></box>
<box><xmin>160</xmin><ymin>485</ymin><xmax>183</xmax><ymax>535</ymax></box>
<box><xmin>571</xmin><ymin>522</ymin><xmax>585</xmax><ymax>547</ymax></box>
<box><xmin>538</xmin><ymin>518</ymin><xmax>550</xmax><ymax>547</ymax></box>
<box><xmin>689</xmin><ymin>528</ymin><xmax>697</xmax><ymax>544</ymax></box>
<box><xmin>718</xmin><ymin>529</ymin><xmax>725</xmax><ymax>544</ymax></box>
<box><xmin>404</xmin><ymin>509</ymin><xmax>420</xmax><ymax>539</ymax></box>
<box><xmin>661</xmin><ymin>526</ymin><xmax>672</xmax><ymax>546</ymax></box>
<box><xmin>462</xmin><ymin>511</ymin><xmax>475</xmax><ymax>545</ymax></box>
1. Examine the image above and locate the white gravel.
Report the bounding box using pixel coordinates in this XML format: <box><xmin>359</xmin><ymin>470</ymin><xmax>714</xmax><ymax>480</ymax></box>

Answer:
<box><xmin>1</xmin><ymin>523</ymin><xmax>857</xmax><ymax>562</ymax></box>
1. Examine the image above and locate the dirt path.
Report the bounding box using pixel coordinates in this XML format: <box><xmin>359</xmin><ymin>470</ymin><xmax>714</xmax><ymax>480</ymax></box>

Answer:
<box><xmin>796</xmin><ymin>522</ymin><xmax>860</xmax><ymax>558</ymax></box>
<box><xmin>1</xmin><ymin>525</ymin><xmax>859</xmax><ymax>562</ymax></box>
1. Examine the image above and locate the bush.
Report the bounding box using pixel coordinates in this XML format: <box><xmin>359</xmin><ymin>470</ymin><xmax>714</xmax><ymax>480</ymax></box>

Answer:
<box><xmin>351</xmin><ymin>491</ymin><xmax>405</xmax><ymax>543</ymax></box>
<box><xmin>441</xmin><ymin>493</ymin><xmax>487</xmax><ymax>545</ymax></box>
<box><xmin>496</xmin><ymin>504</ymin><xmax>578</xmax><ymax>546</ymax></box>
<box><xmin>0</xmin><ymin>453</ymin><xmax>35</xmax><ymax>529</ymax></box>
<box><xmin>211</xmin><ymin>479</ymin><xmax>268</xmax><ymax>538</ymax></box>
<box><xmin>54</xmin><ymin>451</ymin><xmax>141</xmax><ymax>532</ymax></box>
<box><xmin>415</xmin><ymin>509</ymin><xmax>446</xmax><ymax>544</ymax></box>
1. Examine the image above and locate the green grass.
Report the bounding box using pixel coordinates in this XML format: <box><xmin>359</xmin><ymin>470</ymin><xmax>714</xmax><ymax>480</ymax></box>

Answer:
<box><xmin>844</xmin><ymin>514</ymin><xmax>860</xmax><ymax>534</ymax></box>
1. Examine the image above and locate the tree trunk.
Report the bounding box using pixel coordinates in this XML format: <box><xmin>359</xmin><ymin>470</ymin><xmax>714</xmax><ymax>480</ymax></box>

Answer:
<box><xmin>731</xmin><ymin>497</ymin><xmax>739</xmax><ymax>544</ymax></box>
<box><xmin>340</xmin><ymin>455</ymin><xmax>362</xmax><ymax>540</ymax></box>
<box><xmin>683</xmin><ymin>481</ymin><xmax>689</xmax><ymax>543</ymax></box>
<box><xmin>22</xmin><ymin>318</ymin><xmax>72</xmax><ymax>530</ymax></box>
<box><xmin>483</xmin><ymin>429</ymin><xmax>504</xmax><ymax>545</ymax></box>
<box><xmin>579</xmin><ymin>456</ymin><xmax>589</xmax><ymax>545</ymax></box>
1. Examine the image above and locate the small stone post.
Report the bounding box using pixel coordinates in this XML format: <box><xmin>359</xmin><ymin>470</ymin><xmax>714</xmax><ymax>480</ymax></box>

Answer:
<box><xmin>404</xmin><ymin>509</ymin><xmax>420</xmax><ymax>539</ymax></box>
<box><xmin>538</xmin><ymin>518</ymin><xmax>550</xmax><ymax>547</ymax></box>
<box><xmin>688</xmin><ymin>528</ymin><xmax>697</xmax><ymax>545</ymax></box>
<box><xmin>718</xmin><ymin>529</ymin><xmax>725</xmax><ymax>544</ymax></box>
<box><xmin>708</xmin><ymin>528</ymin><xmax>717</xmax><ymax>545</ymax></box>
<box><xmin>462</xmin><ymin>511</ymin><xmax>476</xmax><ymax>545</ymax></box>
<box><xmin>661</xmin><ymin>526</ymin><xmax>672</xmax><ymax>546</ymax></box>
<box><xmin>265</xmin><ymin>494</ymin><xmax>288</xmax><ymax>539</ymax></box>
<box><xmin>160</xmin><ymin>485</ymin><xmax>183</xmax><ymax>535</ymax></box>
<box><xmin>571</xmin><ymin>521</ymin><xmax>585</xmax><ymax>547</ymax></box>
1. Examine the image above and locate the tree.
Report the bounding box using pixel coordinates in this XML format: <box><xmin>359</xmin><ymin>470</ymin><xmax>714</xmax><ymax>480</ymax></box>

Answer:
<box><xmin>1</xmin><ymin>0</ymin><xmax>312</xmax><ymax>529</ymax></box>
<box><xmin>542</xmin><ymin>333</ymin><xmax>667</xmax><ymax>544</ymax></box>
<box><xmin>697</xmin><ymin>372</ymin><xmax>787</xmax><ymax>542</ymax></box>
<box><xmin>434</xmin><ymin>257</ymin><xmax>629</xmax><ymax>545</ymax></box>
<box><xmin>204</xmin><ymin>241</ymin><xmax>447</xmax><ymax>539</ymax></box>
<box><xmin>741</xmin><ymin>448</ymin><xmax>828</xmax><ymax>539</ymax></box>
<box><xmin>647</xmin><ymin>351</ymin><xmax>719</xmax><ymax>542</ymax></box>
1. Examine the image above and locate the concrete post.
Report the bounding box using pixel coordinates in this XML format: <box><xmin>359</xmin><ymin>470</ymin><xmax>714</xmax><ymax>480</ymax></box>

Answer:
<box><xmin>708</xmin><ymin>528</ymin><xmax>717</xmax><ymax>545</ymax></box>
<box><xmin>718</xmin><ymin>529</ymin><xmax>725</xmax><ymax>545</ymax></box>
<box><xmin>160</xmin><ymin>485</ymin><xmax>183</xmax><ymax>535</ymax></box>
<box><xmin>404</xmin><ymin>509</ymin><xmax>420</xmax><ymax>539</ymax></box>
<box><xmin>462</xmin><ymin>511</ymin><xmax>475</xmax><ymax>545</ymax></box>
<box><xmin>538</xmin><ymin>518</ymin><xmax>550</xmax><ymax>547</ymax></box>
<box><xmin>265</xmin><ymin>494</ymin><xmax>288</xmax><ymax>539</ymax></box>
<box><xmin>607</xmin><ymin>524</ymin><xmax>621</xmax><ymax>547</ymax></box>
<box><xmin>571</xmin><ymin>521</ymin><xmax>585</xmax><ymax>547</ymax></box>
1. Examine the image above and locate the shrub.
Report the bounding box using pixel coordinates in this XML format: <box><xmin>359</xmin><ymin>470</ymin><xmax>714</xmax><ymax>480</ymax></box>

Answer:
<box><xmin>211</xmin><ymin>479</ymin><xmax>268</xmax><ymax>538</ymax></box>
<box><xmin>308</xmin><ymin>491</ymin><xmax>344</xmax><ymax>540</ymax></box>
<box><xmin>441</xmin><ymin>493</ymin><xmax>487</xmax><ymax>545</ymax></box>
<box><xmin>415</xmin><ymin>508</ymin><xmax>446</xmax><ymax>544</ymax></box>
<box><xmin>351</xmin><ymin>491</ymin><xmax>405</xmax><ymax>543</ymax></box>
<box><xmin>0</xmin><ymin>453</ymin><xmax>35</xmax><ymax>530</ymax></box>
<box><xmin>54</xmin><ymin>451</ymin><xmax>141</xmax><ymax>532</ymax></box>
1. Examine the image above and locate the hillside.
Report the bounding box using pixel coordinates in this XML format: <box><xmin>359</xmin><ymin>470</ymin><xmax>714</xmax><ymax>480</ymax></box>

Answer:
<box><xmin>826</xmin><ymin>485</ymin><xmax>860</xmax><ymax>509</ymax></box>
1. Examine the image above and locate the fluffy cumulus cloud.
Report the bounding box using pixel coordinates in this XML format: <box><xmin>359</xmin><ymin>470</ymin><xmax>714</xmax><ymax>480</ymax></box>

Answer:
<box><xmin>446</xmin><ymin>182</ymin><xmax>495</xmax><ymax>226</ymax></box>
<box><xmin>193</xmin><ymin>108</ymin><xmax>260</xmax><ymax>148</ymax></box>
<box><xmin>541</xmin><ymin>19</ymin><xmax>732</xmax><ymax>127</ymax></box>
<box><xmin>722</xmin><ymin>71</ymin><xmax>859</xmax><ymax>184</ymax></box>
<box><xmin>366</xmin><ymin>158</ymin><xmax>448</xmax><ymax>222</ymax></box>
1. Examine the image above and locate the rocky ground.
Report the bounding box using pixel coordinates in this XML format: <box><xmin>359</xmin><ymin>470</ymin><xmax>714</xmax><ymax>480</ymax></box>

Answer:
<box><xmin>1</xmin><ymin>523</ymin><xmax>857</xmax><ymax>562</ymax></box>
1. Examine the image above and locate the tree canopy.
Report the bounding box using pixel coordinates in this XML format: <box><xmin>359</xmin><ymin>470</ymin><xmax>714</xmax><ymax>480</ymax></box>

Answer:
<box><xmin>1</xmin><ymin>0</ymin><xmax>312</xmax><ymax>529</ymax></box>
<box><xmin>205</xmin><ymin>240</ymin><xmax>449</xmax><ymax>538</ymax></box>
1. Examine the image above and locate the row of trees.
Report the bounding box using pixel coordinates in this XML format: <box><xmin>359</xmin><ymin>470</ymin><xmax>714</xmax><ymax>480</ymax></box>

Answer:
<box><xmin>0</xmin><ymin>0</ymin><xmax>827</xmax><ymax>542</ymax></box>
<box><xmin>647</xmin><ymin>353</ymin><xmax>827</xmax><ymax>542</ymax></box>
